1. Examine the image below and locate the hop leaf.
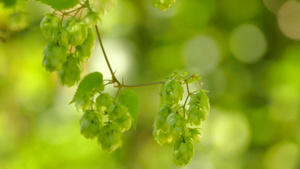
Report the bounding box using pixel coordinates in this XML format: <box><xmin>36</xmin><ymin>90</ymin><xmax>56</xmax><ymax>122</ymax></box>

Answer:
<box><xmin>57</xmin><ymin>54</ymin><xmax>81</xmax><ymax>87</ymax></box>
<box><xmin>98</xmin><ymin>123</ymin><xmax>122</xmax><ymax>153</ymax></box>
<box><xmin>80</xmin><ymin>110</ymin><xmax>101</xmax><ymax>139</ymax></box>
<box><xmin>71</xmin><ymin>72</ymin><xmax>104</xmax><ymax>111</ymax></box>
<box><xmin>36</xmin><ymin>0</ymin><xmax>80</xmax><ymax>10</ymax></box>
<box><xmin>71</xmin><ymin>72</ymin><xmax>104</xmax><ymax>103</ymax></box>
<box><xmin>42</xmin><ymin>41</ymin><xmax>67</xmax><ymax>72</ymax></box>
<box><xmin>173</xmin><ymin>137</ymin><xmax>194</xmax><ymax>167</ymax></box>
<box><xmin>40</xmin><ymin>13</ymin><xmax>61</xmax><ymax>39</ymax></box>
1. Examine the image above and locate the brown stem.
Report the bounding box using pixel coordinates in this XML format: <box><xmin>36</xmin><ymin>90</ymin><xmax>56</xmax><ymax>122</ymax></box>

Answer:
<box><xmin>95</xmin><ymin>25</ymin><xmax>121</xmax><ymax>86</ymax></box>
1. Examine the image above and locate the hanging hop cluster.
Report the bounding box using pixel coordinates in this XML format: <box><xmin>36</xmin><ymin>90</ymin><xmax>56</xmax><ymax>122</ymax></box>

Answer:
<box><xmin>153</xmin><ymin>71</ymin><xmax>210</xmax><ymax>167</ymax></box>
<box><xmin>40</xmin><ymin>10</ymin><xmax>100</xmax><ymax>86</ymax></box>
<box><xmin>71</xmin><ymin>72</ymin><xmax>133</xmax><ymax>153</ymax></box>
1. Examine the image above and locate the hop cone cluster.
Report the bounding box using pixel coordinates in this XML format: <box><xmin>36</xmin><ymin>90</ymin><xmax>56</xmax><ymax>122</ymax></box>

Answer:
<box><xmin>72</xmin><ymin>72</ymin><xmax>132</xmax><ymax>153</ymax></box>
<box><xmin>40</xmin><ymin>11</ymin><xmax>99</xmax><ymax>87</ymax></box>
<box><xmin>153</xmin><ymin>71</ymin><xmax>210</xmax><ymax>167</ymax></box>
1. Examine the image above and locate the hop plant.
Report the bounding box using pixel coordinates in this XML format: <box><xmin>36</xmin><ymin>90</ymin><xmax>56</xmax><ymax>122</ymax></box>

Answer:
<box><xmin>36</xmin><ymin>0</ymin><xmax>207</xmax><ymax>167</ymax></box>
<box><xmin>80</xmin><ymin>110</ymin><xmax>101</xmax><ymax>139</ymax></box>
<box><xmin>40</xmin><ymin>13</ymin><xmax>61</xmax><ymax>39</ymax></box>
<box><xmin>173</xmin><ymin>137</ymin><xmax>194</xmax><ymax>167</ymax></box>
<box><xmin>98</xmin><ymin>122</ymin><xmax>123</xmax><ymax>153</ymax></box>
<box><xmin>42</xmin><ymin>41</ymin><xmax>67</xmax><ymax>72</ymax></box>
<box><xmin>58</xmin><ymin>54</ymin><xmax>81</xmax><ymax>87</ymax></box>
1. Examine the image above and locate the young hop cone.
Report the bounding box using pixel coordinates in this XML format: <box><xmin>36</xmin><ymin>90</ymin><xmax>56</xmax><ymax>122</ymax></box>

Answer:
<box><xmin>188</xmin><ymin>91</ymin><xmax>210</xmax><ymax>123</ymax></box>
<box><xmin>66</xmin><ymin>18</ymin><xmax>88</xmax><ymax>46</ymax></box>
<box><xmin>108</xmin><ymin>103</ymin><xmax>132</xmax><ymax>132</ymax></box>
<box><xmin>80</xmin><ymin>110</ymin><xmax>101</xmax><ymax>139</ymax></box>
<box><xmin>173</xmin><ymin>137</ymin><xmax>194</xmax><ymax>167</ymax></box>
<box><xmin>166</xmin><ymin>113</ymin><xmax>185</xmax><ymax>139</ymax></box>
<box><xmin>98</xmin><ymin>122</ymin><xmax>123</xmax><ymax>153</ymax></box>
<box><xmin>42</xmin><ymin>41</ymin><xmax>67</xmax><ymax>72</ymax></box>
<box><xmin>153</xmin><ymin>106</ymin><xmax>174</xmax><ymax>145</ymax></box>
<box><xmin>96</xmin><ymin>93</ymin><xmax>114</xmax><ymax>113</ymax></box>
<box><xmin>52</xmin><ymin>27</ymin><xmax>69</xmax><ymax>47</ymax></box>
<box><xmin>58</xmin><ymin>54</ymin><xmax>81</xmax><ymax>87</ymax></box>
<box><xmin>162</xmin><ymin>80</ymin><xmax>183</xmax><ymax>105</ymax></box>
<box><xmin>40</xmin><ymin>13</ymin><xmax>61</xmax><ymax>39</ymax></box>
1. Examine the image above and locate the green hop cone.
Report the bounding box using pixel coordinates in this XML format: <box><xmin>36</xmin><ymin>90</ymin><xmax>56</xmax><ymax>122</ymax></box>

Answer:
<box><xmin>153</xmin><ymin>129</ymin><xmax>173</xmax><ymax>146</ymax></box>
<box><xmin>75</xmin><ymin>93</ymin><xmax>93</xmax><ymax>112</ymax></box>
<box><xmin>98</xmin><ymin>123</ymin><xmax>122</xmax><ymax>153</ymax></box>
<box><xmin>153</xmin><ymin>0</ymin><xmax>176</xmax><ymax>11</ymax></box>
<box><xmin>108</xmin><ymin>103</ymin><xmax>132</xmax><ymax>132</ymax></box>
<box><xmin>155</xmin><ymin>105</ymin><xmax>174</xmax><ymax>130</ymax></box>
<box><xmin>84</xmin><ymin>10</ymin><xmax>101</xmax><ymax>26</ymax></box>
<box><xmin>58</xmin><ymin>54</ymin><xmax>81</xmax><ymax>87</ymax></box>
<box><xmin>42</xmin><ymin>41</ymin><xmax>67</xmax><ymax>72</ymax></box>
<box><xmin>80</xmin><ymin>110</ymin><xmax>101</xmax><ymax>139</ymax></box>
<box><xmin>66</xmin><ymin>18</ymin><xmax>88</xmax><ymax>46</ymax></box>
<box><xmin>187</xmin><ymin>105</ymin><xmax>204</xmax><ymax>126</ymax></box>
<box><xmin>75</xmin><ymin>28</ymin><xmax>96</xmax><ymax>61</ymax></box>
<box><xmin>162</xmin><ymin>80</ymin><xmax>183</xmax><ymax>105</ymax></box>
<box><xmin>189</xmin><ymin>91</ymin><xmax>210</xmax><ymax>119</ymax></box>
<box><xmin>166</xmin><ymin>113</ymin><xmax>185</xmax><ymax>139</ymax></box>
<box><xmin>173</xmin><ymin>137</ymin><xmax>194</xmax><ymax>167</ymax></box>
<box><xmin>189</xmin><ymin>128</ymin><xmax>201</xmax><ymax>143</ymax></box>
<box><xmin>52</xmin><ymin>27</ymin><xmax>69</xmax><ymax>46</ymax></box>
<box><xmin>96</xmin><ymin>93</ymin><xmax>114</xmax><ymax>113</ymax></box>
<box><xmin>40</xmin><ymin>13</ymin><xmax>61</xmax><ymax>39</ymax></box>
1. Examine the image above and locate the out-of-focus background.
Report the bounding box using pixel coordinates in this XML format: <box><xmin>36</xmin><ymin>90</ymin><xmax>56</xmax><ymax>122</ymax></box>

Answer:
<box><xmin>1</xmin><ymin>0</ymin><xmax>300</xmax><ymax>168</ymax></box>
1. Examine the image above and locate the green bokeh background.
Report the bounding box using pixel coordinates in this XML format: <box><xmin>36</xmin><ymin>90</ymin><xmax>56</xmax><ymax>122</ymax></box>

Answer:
<box><xmin>1</xmin><ymin>0</ymin><xmax>300</xmax><ymax>168</ymax></box>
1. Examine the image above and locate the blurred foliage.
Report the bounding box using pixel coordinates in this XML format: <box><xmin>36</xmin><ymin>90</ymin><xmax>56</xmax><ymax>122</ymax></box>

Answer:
<box><xmin>0</xmin><ymin>0</ymin><xmax>300</xmax><ymax>169</ymax></box>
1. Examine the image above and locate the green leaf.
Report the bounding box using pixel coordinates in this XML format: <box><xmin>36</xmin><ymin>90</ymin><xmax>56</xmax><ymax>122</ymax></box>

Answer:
<box><xmin>71</xmin><ymin>72</ymin><xmax>104</xmax><ymax>103</ymax></box>
<box><xmin>35</xmin><ymin>0</ymin><xmax>80</xmax><ymax>10</ymax></box>
<box><xmin>117</xmin><ymin>89</ymin><xmax>139</xmax><ymax>129</ymax></box>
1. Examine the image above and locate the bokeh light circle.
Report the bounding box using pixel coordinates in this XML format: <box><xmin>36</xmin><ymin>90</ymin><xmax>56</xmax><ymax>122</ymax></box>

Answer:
<box><xmin>278</xmin><ymin>1</ymin><xmax>300</xmax><ymax>40</ymax></box>
<box><xmin>264</xmin><ymin>141</ymin><xmax>299</xmax><ymax>169</ymax></box>
<box><xmin>229</xmin><ymin>24</ymin><xmax>267</xmax><ymax>63</ymax></box>
<box><xmin>183</xmin><ymin>35</ymin><xmax>220</xmax><ymax>75</ymax></box>
<box><xmin>211</xmin><ymin>111</ymin><xmax>251</xmax><ymax>155</ymax></box>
